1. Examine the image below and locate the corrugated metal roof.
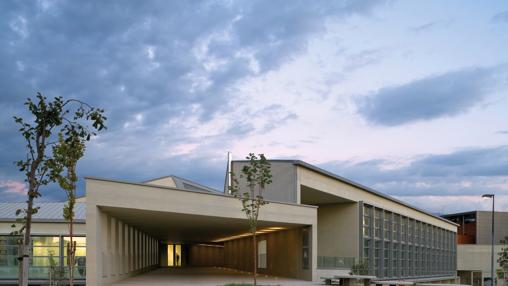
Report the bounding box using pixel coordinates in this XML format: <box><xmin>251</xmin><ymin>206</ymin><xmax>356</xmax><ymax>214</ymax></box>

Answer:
<box><xmin>0</xmin><ymin>202</ymin><xmax>85</xmax><ymax>222</ymax></box>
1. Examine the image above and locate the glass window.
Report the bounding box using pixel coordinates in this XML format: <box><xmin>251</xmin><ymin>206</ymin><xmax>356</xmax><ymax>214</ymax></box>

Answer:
<box><xmin>302</xmin><ymin>227</ymin><xmax>310</xmax><ymax>270</ymax></box>
<box><xmin>258</xmin><ymin>240</ymin><xmax>267</xmax><ymax>269</ymax></box>
<box><xmin>0</xmin><ymin>236</ymin><xmax>20</xmax><ymax>279</ymax></box>
<box><xmin>63</xmin><ymin>236</ymin><xmax>87</xmax><ymax>279</ymax></box>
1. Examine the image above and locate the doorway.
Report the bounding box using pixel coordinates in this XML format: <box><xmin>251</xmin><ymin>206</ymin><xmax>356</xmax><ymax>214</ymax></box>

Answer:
<box><xmin>167</xmin><ymin>244</ymin><xmax>182</xmax><ymax>267</ymax></box>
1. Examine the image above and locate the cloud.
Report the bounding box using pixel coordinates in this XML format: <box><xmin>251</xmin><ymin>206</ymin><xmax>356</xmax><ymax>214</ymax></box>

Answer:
<box><xmin>496</xmin><ymin>130</ymin><xmax>508</xmax><ymax>135</ymax></box>
<box><xmin>0</xmin><ymin>1</ymin><xmax>387</xmax><ymax>201</ymax></box>
<box><xmin>395</xmin><ymin>195</ymin><xmax>508</xmax><ymax>215</ymax></box>
<box><xmin>409</xmin><ymin>19</ymin><xmax>452</xmax><ymax>33</ymax></box>
<box><xmin>0</xmin><ymin>180</ymin><xmax>27</xmax><ymax>195</ymax></box>
<box><xmin>355</xmin><ymin>66</ymin><xmax>503</xmax><ymax>126</ymax></box>
<box><xmin>492</xmin><ymin>10</ymin><xmax>508</xmax><ymax>23</ymax></box>
<box><xmin>319</xmin><ymin>145</ymin><xmax>508</xmax><ymax>212</ymax></box>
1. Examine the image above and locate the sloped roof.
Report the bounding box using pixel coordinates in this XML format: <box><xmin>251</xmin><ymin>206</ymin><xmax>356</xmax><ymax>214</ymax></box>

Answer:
<box><xmin>233</xmin><ymin>159</ymin><xmax>457</xmax><ymax>226</ymax></box>
<box><xmin>0</xmin><ymin>202</ymin><xmax>85</xmax><ymax>222</ymax></box>
<box><xmin>143</xmin><ymin>175</ymin><xmax>222</xmax><ymax>193</ymax></box>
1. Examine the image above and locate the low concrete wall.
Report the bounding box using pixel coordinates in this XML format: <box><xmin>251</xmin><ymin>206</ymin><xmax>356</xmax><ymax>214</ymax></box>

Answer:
<box><xmin>223</xmin><ymin>227</ymin><xmax>312</xmax><ymax>281</ymax></box>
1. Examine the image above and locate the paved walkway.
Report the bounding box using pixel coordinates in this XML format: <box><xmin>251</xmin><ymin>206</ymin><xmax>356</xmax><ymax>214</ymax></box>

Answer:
<box><xmin>111</xmin><ymin>267</ymin><xmax>319</xmax><ymax>286</ymax></box>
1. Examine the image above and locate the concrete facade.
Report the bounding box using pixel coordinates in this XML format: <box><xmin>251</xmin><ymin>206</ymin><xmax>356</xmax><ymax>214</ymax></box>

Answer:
<box><xmin>231</xmin><ymin>161</ymin><xmax>299</xmax><ymax>203</ymax></box>
<box><xmin>85</xmin><ymin>176</ymin><xmax>317</xmax><ymax>285</ymax></box>
<box><xmin>457</xmin><ymin>245</ymin><xmax>507</xmax><ymax>286</ymax></box>
<box><xmin>0</xmin><ymin>159</ymin><xmax>459</xmax><ymax>285</ymax></box>
<box><xmin>476</xmin><ymin>211</ymin><xmax>508</xmax><ymax>245</ymax></box>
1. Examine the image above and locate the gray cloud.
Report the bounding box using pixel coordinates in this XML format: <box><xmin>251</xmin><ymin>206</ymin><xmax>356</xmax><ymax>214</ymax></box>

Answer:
<box><xmin>319</xmin><ymin>145</ymin><xmax>508</xmax><ymax>198</ymax></box>
<box><xmin>409</xmin><ymin>19</ymin><xmax>452</xmax><ymax>33</ymax></box>
<box><xmin>492</xmin><ymin>10</ymin><xmax>508</xmax><ymax>23</ymax></box>
<box><xmin>0</xmin><ymin>0</ymin><xmax>385</xmax><ymax>201</ymax></box>
<box><xmin>356</xmin><ymin>66</ymin><xmax>502</xmax><ymax>126</ymax></box>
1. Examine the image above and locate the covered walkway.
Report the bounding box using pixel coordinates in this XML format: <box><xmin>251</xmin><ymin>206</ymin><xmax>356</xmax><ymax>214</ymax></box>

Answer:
<box><xmin>110</xmin><ymin>267</ymin><xmax>318</xmax><ymax>286</ymax></box>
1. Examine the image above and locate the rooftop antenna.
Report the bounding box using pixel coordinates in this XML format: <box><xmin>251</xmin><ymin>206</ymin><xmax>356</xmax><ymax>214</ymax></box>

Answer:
<box><xmin>223</xmin><ymin>152</ymin><xmax>232</xmax><ymax>194</ymax></box>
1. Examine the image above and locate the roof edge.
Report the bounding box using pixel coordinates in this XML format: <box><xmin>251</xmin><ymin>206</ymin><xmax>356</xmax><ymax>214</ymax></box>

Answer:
<box><xmin>293</xmin><ymin>160</ymin><xmax>458</xmax><ymax>227</ymax></box>
<box><xmin>232</xmin><ymin>159</ymin><xmax>457</xmax><ymax>227</ymax></box>
<box><xmin>85</xmin><ymin>176</ymin><xmax>318</xmax><ymax>209</ymax></box>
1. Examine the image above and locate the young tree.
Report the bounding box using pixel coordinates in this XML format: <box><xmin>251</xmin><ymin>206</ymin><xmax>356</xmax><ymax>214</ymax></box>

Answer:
<box><xmin>229</xmin><ymin>153</ymin><xmax>272</xmax><ymax>286</ymax></box>
<box><xmin>498</xmin><ymin>236</ymin><xmax>508</xmax><ymax>284</ymax></box>
<box><xmin>50</xmin><ymin>134</ymin><xmax>85</xmax><ymax>286</ymax></box>
<box><xmin>11</xmin><ymin>93</ymin><xmax>106</xmax><ymax>286</ymax></box>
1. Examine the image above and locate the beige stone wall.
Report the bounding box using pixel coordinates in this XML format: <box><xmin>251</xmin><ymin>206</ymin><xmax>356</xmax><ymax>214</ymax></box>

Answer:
<box><xmin>317</xmin><ymin>203</ymin><xmax>359</xmax><ymax>258</ymax></box>
<box><xmin>223</xmin><ymin>227</ymin><xmax>312</xmax><ymax>280</ymax></box>
<box><xmin>297</xmin><ymin>166</ymin><xmax>456</xmax><ymax>231</ymax></box>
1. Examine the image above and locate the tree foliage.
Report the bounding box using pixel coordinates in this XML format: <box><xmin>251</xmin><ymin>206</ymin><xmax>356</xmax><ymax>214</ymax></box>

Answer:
<box><xmin>498</xmin><ymin>236</ymin><xmax>508</xmax><ymax>283</ymax></box>
<box><xmin>229</xmin><ymin>153</ymin><xmax>272</xmax><ymax>286</ymax></box>
<box><xmin>350</xmin><ymin>259</ymin><xmax>369</xmax><ymax>275</ymax></box>
<box><xmin>12</xmin><ymin>93</ymin><xmax>106</xmax><ymax>286</ymax></box>
<box><xmin>49</xmin><ymin>134</ymin><xmax>85</xmax><ymax>286</ymax></box>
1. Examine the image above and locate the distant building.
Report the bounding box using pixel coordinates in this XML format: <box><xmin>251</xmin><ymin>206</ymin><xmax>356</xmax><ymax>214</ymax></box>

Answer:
<box><xmin>442</xmin><ymin>211</ymin><xmax>508</xmax><ymax>286</ymax></box>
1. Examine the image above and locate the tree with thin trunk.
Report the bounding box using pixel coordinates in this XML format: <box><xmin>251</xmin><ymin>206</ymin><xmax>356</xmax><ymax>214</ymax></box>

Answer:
<box><xmin>11</xmin><ymin>93</ymin><xmax>106</xmax><ymax>286</ymax></box>
<box><xmin>229</xmin><ymin>153</ymin><xmax>272</xmax><ymax>286</ymax></box>
<box><xmin>498</xmin><ymin>236</ymin><xmax>508</xmax><ymax>285</ymax></box>
<box><xmin>50</xmin><ymin>134</ymin><xmax>85</xmax><ymax>286</ymax></box>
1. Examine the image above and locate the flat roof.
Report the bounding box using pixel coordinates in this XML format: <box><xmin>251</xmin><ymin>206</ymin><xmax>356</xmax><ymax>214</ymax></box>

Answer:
<box><xmin>85</xmin><ymin>176</ymin><xmax>318</xmax><ymax>210</ymax></box>
<box><xmin>233</xmin><ymin>159</ymin><xmax>457</xmax><ymax>227</ymax></box>
<box><xmin>443</xmin><ymin>210</ymin><xmax>508</xmax><ymax>217</ymax></box>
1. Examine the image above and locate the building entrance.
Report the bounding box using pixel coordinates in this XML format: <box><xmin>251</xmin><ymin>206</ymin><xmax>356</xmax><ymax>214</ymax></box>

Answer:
<box><xmin>167</xmin><ymin>244</ymin><xmax>182</xmax><ymax>266</ymax></box>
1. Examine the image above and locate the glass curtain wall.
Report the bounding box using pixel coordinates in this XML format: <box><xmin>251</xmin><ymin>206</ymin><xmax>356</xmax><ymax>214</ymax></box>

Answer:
<box><xmin>64</xmin><ymin>236</ymin><xmax>87</xmax><ymax>279</ymax></box>
<box><xmin>0</xmin><ymin>235</ymin><xmax>86</xmax><ymax>281</ymax></box>
<box><xmin>361</xmin><ymin>203</ymin><xmax>456</xmax><ymax>279</ymax></box>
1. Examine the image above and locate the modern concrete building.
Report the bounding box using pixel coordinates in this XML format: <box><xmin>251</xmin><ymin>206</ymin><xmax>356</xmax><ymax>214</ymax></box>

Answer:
<box><xmin>0</xmin><ymin>160</ymin><xmax>459</xmax><ymax>285</ymax></box>
<box><xmin>443</xmin><ymin>211</ymin><xmax>508</xmax><ymax>286</ymax></box>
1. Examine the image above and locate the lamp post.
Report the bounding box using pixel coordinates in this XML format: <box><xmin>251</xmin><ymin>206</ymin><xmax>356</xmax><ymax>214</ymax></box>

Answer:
<box><xmin>483</xmin><ymin>194</ymin><xmax>495</xmax><ymax>286</ymax></box>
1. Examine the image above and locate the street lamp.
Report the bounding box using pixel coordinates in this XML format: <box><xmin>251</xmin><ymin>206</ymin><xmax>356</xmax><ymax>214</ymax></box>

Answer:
<box><xmin>483</xmin><ymin>194</ymin><xmax>495</xmax><ymax>286</ymax></box>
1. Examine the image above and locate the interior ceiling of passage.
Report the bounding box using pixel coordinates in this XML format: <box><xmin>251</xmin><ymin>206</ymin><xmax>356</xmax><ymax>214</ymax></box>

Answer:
<box><xmin>300</xmin><ymin>185</ymin><xmax>353</xmax><ymax>205</ymax></box>
<box><xmin>100</xmin><ymin>206</ymin><xmax>302</xmax><ymax>243</ymax></box>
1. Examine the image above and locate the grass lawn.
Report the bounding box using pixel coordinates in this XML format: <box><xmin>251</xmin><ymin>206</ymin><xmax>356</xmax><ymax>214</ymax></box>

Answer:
<box><xmin>222</xmin><ymin>284</ymin><xmax>281</xmax><ymax>286</ymax></box>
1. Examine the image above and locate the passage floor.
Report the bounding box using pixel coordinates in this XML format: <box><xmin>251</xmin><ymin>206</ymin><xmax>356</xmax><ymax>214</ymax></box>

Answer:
<box><xmin>110</xmin><ymin>267</ymin><xmax>318</xmax><ymax>286</ymax></box>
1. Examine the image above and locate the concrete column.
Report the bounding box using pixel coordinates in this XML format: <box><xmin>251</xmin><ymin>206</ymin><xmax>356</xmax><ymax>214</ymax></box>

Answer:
<box><xmin>85</xmin><ymin>205</ymin><xmax>105</xmax><ymax>286</ymax></box>
<box><xmin>107</xmin><ymin>215</ymin><xmax>113</xmax><ymax>277</ymax></box>
<box><xmin>118</xmin><ymin>221</ymin><xmax>124</xmax><ymax>276</ymax></box>
<box><xmin>134</xmin><ymin>229</ymin><xmax>138</xmax><ymax>270</ymax></box>
<box><xmin>142</xmin><ymin>233</ymin><xmax>146</xmax><ymax>268</ymax></box>
<box><xmin>130</xmin><ymin>226</ymin><xmax>134</xmax><ymax>272</ymax></box>
<box><xmin>312</xmin><ymin>222</ymin><xmax>318</xmax><ymax>281</ymax></box>
<box><xmin>110</xmin><ymin>216</ymin><xmax>116</xmax><ymax>277</ymax></box>
<box><xmin>124</xmin><ymin>223</ymin><xmax>129</xmax><ymax>274</ymax></box>
<box><xmin>151</xmin><ymin>238</ymin><xmax>154</xmax><ymax>265</ymax></box>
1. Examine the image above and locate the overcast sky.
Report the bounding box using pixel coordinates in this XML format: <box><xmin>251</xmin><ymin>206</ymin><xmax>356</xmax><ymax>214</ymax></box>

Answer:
<box><xmin>1</xmin><ymin>0</ymin><xmax>507</xmax><ymax>214</ymax></box>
